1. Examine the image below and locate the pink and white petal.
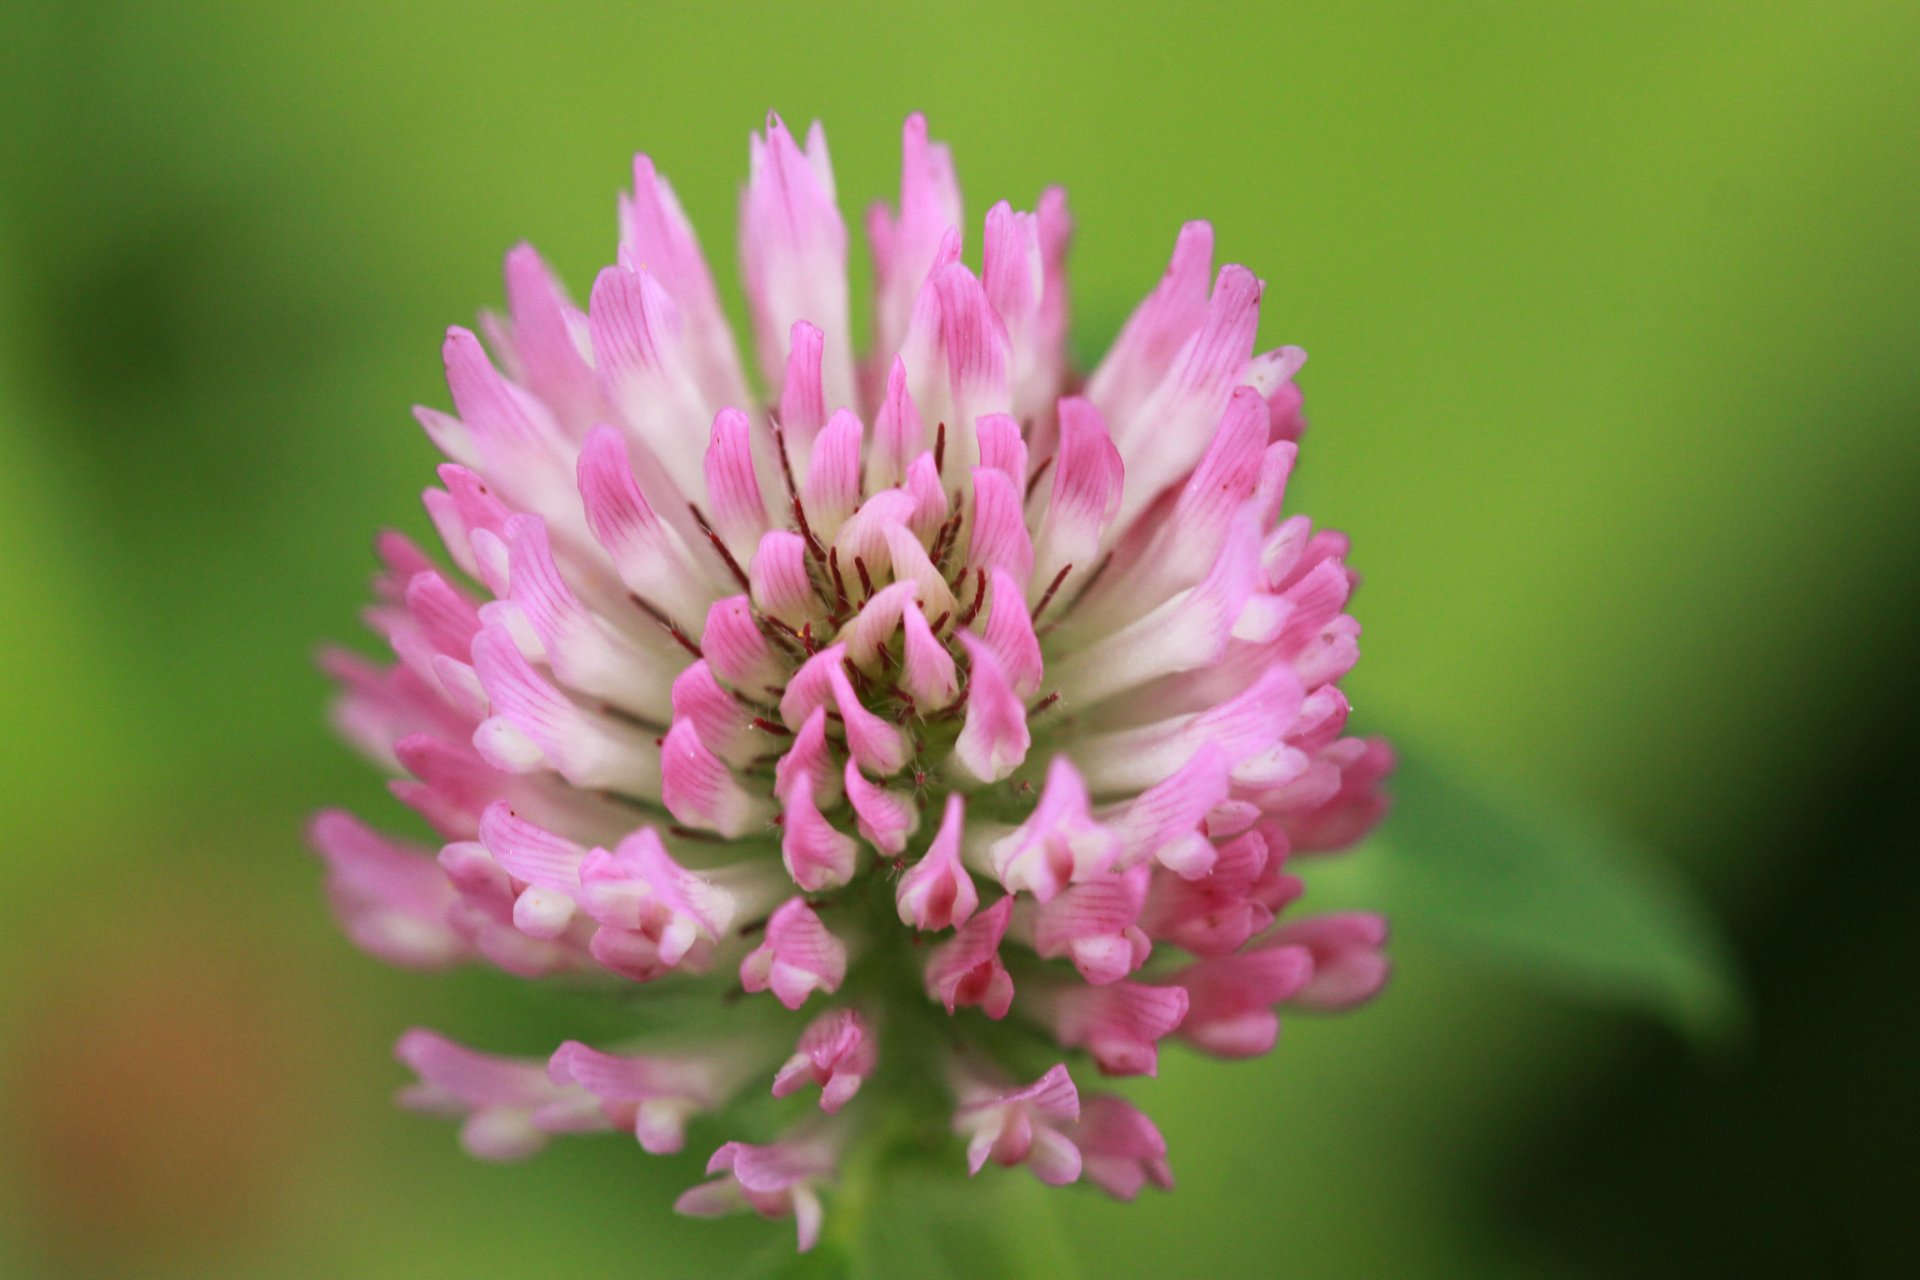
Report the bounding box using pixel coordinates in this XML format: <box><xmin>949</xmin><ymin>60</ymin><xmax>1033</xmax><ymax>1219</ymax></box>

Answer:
<box><xmin>309</xmin><ymin>811</ymin><xmax>468</xmax><ymax>968</ymax></box>
<box><xmin>900</xmin><ymin>602</ymin><xmax>961</xmax><ymax>710</ymax></box>
<box><xmin>703</xmin><ymin>407</ymin><xmax>773</xmax><ymax>557</ymax></box>
<box><xmin>471</xmin><ymin>626</ymin><xmax>663</xmax><ymax>795</ymax></box>
<box><xmin>740</xmin><ymin>899</ymin><xmax>848</xmax><ymax>1010</ymax></box>
<box><xmin>924</xmin><ymin>896</ymin><xmax>1015</xmax><ymax>1017</ymax></box>
<box><xmin>976</xmin><ymin>569</ymin><xmax>1043</xmax><ymax>699</ymax></box>
<box><xmin>501</xmin><ymin>243</ymin><xmax>602</xmax><ymax>431</ymax></box>
<box><xmin>843</xmin><ymin>759</ymin><xmax>920</xmax><ymax>855</ymax></box>
<box><xmin>670</xmin><ymin>660</ymin><xmax>759</xmax><ymax>768</ymax></box>
<box><xmin>577</xmin><ymin>425</ymin><xmax>720</xmax><ymax>630</ymax></box>
<box><xmin>749</xmin><ymin>530</ymin><xmax>824</xmax><ymax>630</ymax></box>
<box><xmin>870</xmin><ymin>112</ymin><xmax>964</xmax><ymax>365</ymax></box>
<box><xmin>702</xmin><ymin>595</ymin><xmax>787</xmax><ymax>697</ymax></box>
<box><xmin>620</xmin><ymin>153</ymin><xmax>750</xmax><ymax>411</ymax></box>
<box><xmin>662</xmin><ymin>720</ymin><xmax>774</xmax><ymax>838</ymax></box>
<box><xmin>952</xmin><ymin>632</ymin><xmax>1031</xmax><ymax>784</ymax></box>
<box><xmin>801</xmin><ymin>409</ymin><xmax>864</xmax><ymax>540</ymax></box>
<box><xmin>743</xmin><ymin>116</ymin><xmax>854</xmax><ymax>414</ymax></box>
<box><xmin>1029</xmin><ymin>396</ymin><xmax>1124</xmax><ymax>605</ymax></box>
<box><xmin>965</xmin><ymin>467</ymin><xmax>1035</xmax><ymax>590</ymax></box>
<box><xmin>896</xmin><ymin>794</ymin><xmax>978</xmax><ymax>931</ymax></box>
<box><xmin>780</xmin><ymin>779</ymin><xmax>860</xmax><ymax>892</ymax></box>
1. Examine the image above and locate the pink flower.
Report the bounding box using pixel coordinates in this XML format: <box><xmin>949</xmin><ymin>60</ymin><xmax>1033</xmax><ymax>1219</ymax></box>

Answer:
<box><xmin>1032</xmin><ymin>980</ymin><xmax>1190</xmax><ymax>1077</ymax></box>
<box><xmin>740</xmin><ymin>898</ymin><xmax>848</xmax><ymax>1010</ymax></box>
<box><xmin>319</xmin><ymin>111</ymin><xmax>1391</xmax><ymax>1252</ymax></box>
<box><xmin>309</xmin><ymin>811</ymin><xmax>468</xmax><ymax>969</ymax></box>
<box><xmin>675</xmin><ymin>1131</ymin><xmax>840</xmax><ymax>1253</ymax></box>
<box><xmin>896</xmin><ymin>793</ymin><xmax>978</xmax><ymax>931</ymax></box>
<box><xmin>1267</xmin><ymin>913</ymin><xmax>1393</xmax><ymax>1009</ymax></box>
<box><xmin>393</xmin><ymin>1030</ymin><xmax>600</xmax><ymax>1161</ymax></box>
<box><xmin>1030</xmin><ymin>862</ymin><xmax>1153</xmax><ymax>984</ymax></box>
<box><xmin>771</xmin><ymin>1008</ymin><xmax>876</xmax><ymax>1113</ymax></box>
<box><xmin>988</xmin><ymin>757</ymin><xmax>1120</xmax><ymax>902</ymax></box>
<box><xmin>547</xmin><ymin>1040</ymin><xmax>752</xmax><ymax>1155</ymax></box>
<box><xmin>925</xmin><ymin>895</ymin><xmax>1016</xmax><ymax>1018</ymax></box>
<box><xmin>952</xmin><ymin>1064</ymin><xmax>1084</xmax><ymax>1185</ymax></box>
<box><xmin>1169</xmin><ymin>947</ymin><xmax>1317</xmax><ymax>1059</ymax></box>
<box><xmin>1071</xmin><ymin>1096</ymin><xmax>1174</xmax><ymax>1201</ymax></box>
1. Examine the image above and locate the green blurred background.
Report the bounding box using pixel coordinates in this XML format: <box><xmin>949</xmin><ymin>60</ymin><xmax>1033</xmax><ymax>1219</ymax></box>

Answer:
<box><xmin>2</xmin><ymin>2</ymin><xmax>1916</xmax><ymax>1276</ymax></box>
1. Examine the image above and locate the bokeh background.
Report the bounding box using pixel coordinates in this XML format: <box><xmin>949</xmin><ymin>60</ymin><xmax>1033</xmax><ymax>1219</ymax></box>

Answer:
<box><xmin>3</xmin><ymin>2</ymin><xmax>1917</xmax><ymax>1276</ymax></box>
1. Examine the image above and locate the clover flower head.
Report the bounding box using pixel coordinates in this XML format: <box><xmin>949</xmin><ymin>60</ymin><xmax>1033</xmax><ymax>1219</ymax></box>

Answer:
<box><xmin>317</xmin><ymin>110</ymin><xmax>1391</xmax><ymax>1252</ymax></box>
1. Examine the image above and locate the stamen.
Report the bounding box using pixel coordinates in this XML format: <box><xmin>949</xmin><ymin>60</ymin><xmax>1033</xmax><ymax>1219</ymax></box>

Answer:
<box><xmin>929</xmin><ymin>507</ymin><xmax>964</xmax><ymax>568</ymax></box>
<box><xmin>827</xmin><ymin>547</ymin><xmax>851</xmax><ymax>616</ymax></box>
<box><xmin>688</xmin><ymin>502</ymin><xmax>752</xmax><ymax>592</ymax></box>
<box><xmin>1032</xmin><ymin>562</ymin><xmax>1073</xmax><ymax>622</ymax></box>
<box><xmin>791</xmin><ymin>492</ymin><xmax>827</xmax><ymax>566</ymax></box>
<box><xmin>1039</xmin><ymin>551</ymin><xmax>1113</xmax><ymax>635</ymax></box>
<box><xmin>1025</xmin><ymin>454</ymin><xmax>1055</xmax><ymax>501</ymax></box>
<box><xmin>629</xmin><ymin>593</ymin><xmax>703</xmax><ymax>658</ymax></box>
<box><xmin>770</xmin><ymin>412</ymin><xmax>800</xmax><ymax>500</ymax></box>
<box><xmin>761</xmin><ymin>614</ymin><xmax>810</xmax><ymax>655</ymax></box>
<box><xmin>955</xmin><ymin>568</ymin><xmax>988</xmax><ymax>629</ymax></box>
<box><xmin>773</xmin><ymin>413</ymin><xmax>827</xmax><ymax>565</ymax></box>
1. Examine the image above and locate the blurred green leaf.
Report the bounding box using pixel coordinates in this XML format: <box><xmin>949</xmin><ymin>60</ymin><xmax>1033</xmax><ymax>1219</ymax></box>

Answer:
<box><xmin>1361</xmin><ymin>738</ymin><xmax>1743</xmax><ymax>1043</ymax></box>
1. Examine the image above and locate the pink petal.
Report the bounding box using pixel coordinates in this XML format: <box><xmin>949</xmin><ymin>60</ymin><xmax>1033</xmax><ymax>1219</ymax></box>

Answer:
<box><xmin>1045</xmin><ymin>980</ymin><xmax>1189</xmax><ymax>1077</ymax></box>
<box><xmin>743</xmin><ymin>115</ymin><xmax>853</xmax><ymax>412</ymax></box>
<box><xmin>900</xmin><ymin>602</ymin><xmax>960</xmax><ymax>710</ymax></box>
<box><xmin>670</xmin><ymin>660</ymin><xmax>758</xmax><ymax>768</ymax></box>
<box><xmin>773</xmin><ymin>706</ymin><xmax>840</xmax><ymax>808</ymax></box>
<box><xmin>925</xmin><ymin>896</ymin><xmax>1014</xmax><ymax>1017</ymax></box>
<box><xmin>777</xmin><ymin>319</ymin><xmax>828</xmax><ymax>465</ymax></box>
<box><xmin>470</xmin><ymin>626</ymin><xmax>662</xmax><ymax>793</ymax></box>
<box><xmin>740</xmin><ymin>899</ymin><xmax>847</xmax><ymax>1010</ymax></box>
<box><xmin>871</xmin><ymin>356</ymin><xmax>924</xmax><ymax>488</ymax></box>
<box><xmin>988</xmin><ymin>757</ymin><xmax>1117</xmax><ymax>902</ymax></box>
<box><xmin>576</xmin><ymin>425</ymin><xmax>716</xmax><ymax>628</ymax></box>
<box><xmin>1030</xmin><ymin>396</ymin><xmax>1124</xmax><ymax>598</ymax></box>
<box><xmin>869</xmin><ymin>112</ymin><xmax>964</xmax><ymax>365</ymax></box>
<box><xmin>843</xmin><ymin>759</ymin><xmax>919</xmax><ymax>855</ymax></box>
<box><xmin>1031</xmin><ymin>863</ymin><xmax>1153</xmax><ymax>985</ymax></box>
<box><xmin>973</xmin><ymin>411</ymin><xmax>1028</xmax><ymax>487</ymax></box>
<box><xmin>1271</xmin><ymin>913</ymin><xmax>1392</xmax><ymax>1009</ymax></box>
<box><xmin>801</xmin><ymin>409</ymin><xmax>864</xmax><ymax>539</ymax></box>
<box><xmin>309</xmin><ymin>811</ymin><xmax>467</xmax><ymax>969</ymax></box>
<box><xmin>620</xmin><ymin>153</ymin><xmax>749</xmax><ymax>411</ymax></box>
<box><xmin>780</xmin><ymin>778</ymin><xmax>860</xmax><ymax>892</ymax></box>
<box><xmin>952</xmin><ymin>632</ymin><xmax>1031</xmax><ymax>783</ymax></box>
<box><xmin>587</xmin><ymin>263</ymin><xmax>713</xmax><ymax>497</ymax></box>
<box><xmin>748</xmin><ymin>529</ymin><xmax>821</xmax><ymax>629</ymax></box>
<box><xmin>501</xmin><ymin>243</ymin><xmax>602</xmax><ymax>431</ymax></box>
<box><xmin>1073</xmin><ymin>1096</ymin><xmax>1172</xmax><ymax>1201</ymax></box>
<box><xmin>701</xmin><ymin>595</ymin><xmax>786</xmax><ymax>697</ymax></box>
<box><xmin>965</xmin><ymin>467</ymin><xmax>1035</xmax><ymax>590</ymax></box>
<box><xmin>504</xmin><ymin>516</ymin><xmax>675</xmax><ymax>719</ymax></box>
<box><xmin>844</xmin><ymin>580</ymin><xmax>920</xmax><ymax>668</ymax></box>
<box><xmin>661</xmin><ymin>719</ymin><xmax>773</xmax><ymax>838</ymax></box>
<box><xmin>896</xmin><ymin>794</ymin><xmax>978</xmax><ymax>931</ymax></box>
<box><xmin>703</xmin><ymin>407</ymin><xmax>772</xmax><ymax>555</ymax></box>
<box><xmin>977</xmin><ymin>568</ymin><xmax>1043</xmax><ymax>699</ymax></box>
